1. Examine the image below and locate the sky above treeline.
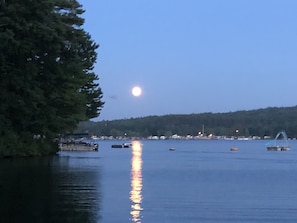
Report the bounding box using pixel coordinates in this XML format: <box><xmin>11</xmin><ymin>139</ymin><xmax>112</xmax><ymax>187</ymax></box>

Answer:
<box><xmin>79</xmin><ymin>0</ymin><xmax>297</xmax><ymax>121</ymax></box>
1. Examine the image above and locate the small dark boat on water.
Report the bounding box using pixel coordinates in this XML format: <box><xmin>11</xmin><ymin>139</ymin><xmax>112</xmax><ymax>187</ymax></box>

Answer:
<box><xmin>111</xmin><ymin>143</ymin><xmax>132</xmax><ymax>148</ymax></box>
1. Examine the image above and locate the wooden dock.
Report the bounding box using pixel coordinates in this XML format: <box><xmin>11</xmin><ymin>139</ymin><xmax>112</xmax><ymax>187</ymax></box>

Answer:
<box><xmin>59</xmin><ymin>143</ymin><xmax>98</xmax><ymax>152</ymax></box>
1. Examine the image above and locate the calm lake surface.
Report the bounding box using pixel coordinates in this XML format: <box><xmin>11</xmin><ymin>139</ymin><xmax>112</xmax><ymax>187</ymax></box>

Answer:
<box><xmin>1</xmin><ymin>140</ymin><xmax>297</xmax><ymax>223</ymax></box>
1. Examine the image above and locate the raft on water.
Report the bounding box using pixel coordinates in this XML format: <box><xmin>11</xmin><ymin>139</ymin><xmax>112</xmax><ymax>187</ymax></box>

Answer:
<box><xmin>266</xmin><ymin>131</ymin><xmax>290</xmax><ymax>151</ymax></box>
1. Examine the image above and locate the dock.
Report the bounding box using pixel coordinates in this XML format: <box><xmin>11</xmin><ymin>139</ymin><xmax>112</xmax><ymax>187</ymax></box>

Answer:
<box><xmin>267</xmin><ymin>146</ymin><xmax>290</xmax><ymax>151</ymax></box>
<box><xmin>266</xmin><ymin>131</ymin><xmax>290</xmax><ymax>151</ymax></box>
<box><xmin>59</xmin><ymin>143</ymin><xmax>98</xmax><ymax>151</ymax></box>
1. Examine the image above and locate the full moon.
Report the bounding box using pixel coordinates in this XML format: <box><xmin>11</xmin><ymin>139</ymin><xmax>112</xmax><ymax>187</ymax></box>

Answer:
<box><xmin>132</xmin><ymin>86</ymin><xmax>142</xmax><ymax>97</ymax></box>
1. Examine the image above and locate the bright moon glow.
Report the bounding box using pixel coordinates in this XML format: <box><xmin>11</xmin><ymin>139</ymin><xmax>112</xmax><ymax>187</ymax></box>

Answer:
<box><xmin>132</xmin><ymin>86</ymin><xmax>142</xmax><ymax>97</ymax></box>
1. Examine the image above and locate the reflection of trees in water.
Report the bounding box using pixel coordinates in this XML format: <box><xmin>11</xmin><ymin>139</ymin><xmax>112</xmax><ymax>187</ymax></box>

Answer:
<box><xmin>0</xmin><ymin>156</ymin><xmax>102</xmax><ymax>223</ymax></box>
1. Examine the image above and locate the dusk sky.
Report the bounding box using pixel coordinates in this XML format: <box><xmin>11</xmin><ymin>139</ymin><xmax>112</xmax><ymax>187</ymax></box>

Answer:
<box><xmin>80</xmin><ymin>0</ymin><xmax>297</xmax><ymax>121</ymax></box>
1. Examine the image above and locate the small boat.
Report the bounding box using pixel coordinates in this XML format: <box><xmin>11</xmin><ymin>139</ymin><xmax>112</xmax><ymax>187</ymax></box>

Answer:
<box><xmin>230</xmin><ymin>147</ymin><xmax>238</xmax><ymax>151</ymax></box>
<box><xmin>169</xmin><ymin>148</ymin><xmax>175</xmax><ymax>151</ymax></box>
<box><xmin>111</xmin><ymin>143</ymin><xmax>132</xmax><ymax>148</ymax></box>
<box><xmin>266</xmin><ymin>131</ymin><xmax>290</xmax><ymax>151</ymax></box>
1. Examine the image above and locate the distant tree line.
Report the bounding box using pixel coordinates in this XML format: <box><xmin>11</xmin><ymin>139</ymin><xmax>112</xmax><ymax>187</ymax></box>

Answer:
<box><xmin>76</xmin><ymin>106</ymin><xmax>297</xmax><ymax>138</ymax></box>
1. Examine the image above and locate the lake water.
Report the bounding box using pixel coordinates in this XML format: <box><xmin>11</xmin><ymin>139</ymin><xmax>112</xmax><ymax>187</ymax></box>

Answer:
<box><xmin>1</xmin><ymin>140</ymin><xmax>297</xmax><ymax>223</ymax></box>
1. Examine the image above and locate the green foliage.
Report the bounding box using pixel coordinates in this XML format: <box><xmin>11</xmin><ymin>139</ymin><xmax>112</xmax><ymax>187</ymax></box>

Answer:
<box><xmin>0</xmin><ymin>0</ymin><xmax>104</xmax><ymax>156</ymax></box>
<box><xmin>0</xmin><ymin>131</ymin><xmax>58</xmax><ymax>157</ymax></box>
<box><xmin>76</xmin><ymin>106</ymin><xmax>297</xmax><ymax>138</ymax></box>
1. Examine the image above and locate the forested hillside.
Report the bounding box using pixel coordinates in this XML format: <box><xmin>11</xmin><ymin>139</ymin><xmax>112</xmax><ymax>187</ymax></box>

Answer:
<box><xmin>76</xmin><ymin>106</ymin><xmax>297</xmax><ymax>138</ymax></box>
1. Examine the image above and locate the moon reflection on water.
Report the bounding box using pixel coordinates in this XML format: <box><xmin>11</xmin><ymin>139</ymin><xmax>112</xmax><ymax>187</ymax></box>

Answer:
<box><xmin>130</xmin><ymin>141</ymin><xmax>143</xmax><ymax>222</ymax></box>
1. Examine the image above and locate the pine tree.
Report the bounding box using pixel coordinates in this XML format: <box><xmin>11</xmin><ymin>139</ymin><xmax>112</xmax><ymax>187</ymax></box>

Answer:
<box><xmin>0</xmin><ymin>0</ymin><xmax>104</xmax><ymax>156</ymax></box>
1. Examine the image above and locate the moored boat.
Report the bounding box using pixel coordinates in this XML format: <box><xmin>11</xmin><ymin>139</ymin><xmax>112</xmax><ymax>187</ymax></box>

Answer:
<box><xmin>230</xmin><ymin>147</ymin><xmax>238</xmax><ymax>151</ymax></box>
<box><xmin>111</xmin><ymin>143</ymin><xmax>132</xmax><ymax>148</ymax></box>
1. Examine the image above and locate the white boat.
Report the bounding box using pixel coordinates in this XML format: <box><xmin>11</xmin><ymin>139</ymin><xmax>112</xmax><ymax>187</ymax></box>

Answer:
<box><xmin>266</xmin><ymin>131</ymin><xmax>290</xmax><ymax>151</ymax></box>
